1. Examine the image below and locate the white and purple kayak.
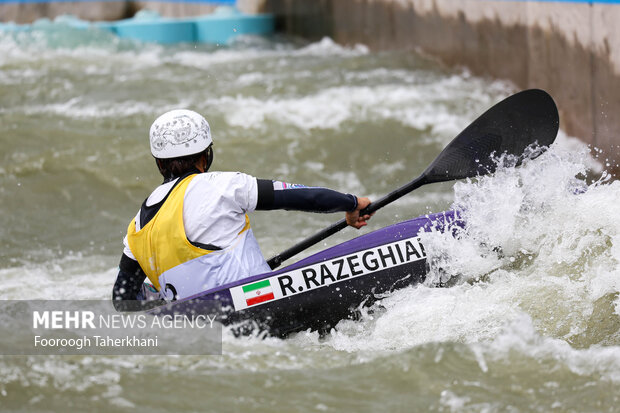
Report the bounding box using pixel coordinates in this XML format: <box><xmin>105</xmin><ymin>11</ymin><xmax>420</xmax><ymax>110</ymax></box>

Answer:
<box><xmin>149</xmin><ymin>89</ymin><xmax>560</xmax><ymax>337</ymax></box>
<box><xmin>151</xmin><ymin>211</ymin><xmax>458</xmax><ymax>337</ymax></box>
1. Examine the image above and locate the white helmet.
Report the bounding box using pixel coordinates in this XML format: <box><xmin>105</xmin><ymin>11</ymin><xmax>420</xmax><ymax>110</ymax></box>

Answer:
<box><xmin>149</xmin><ymin>109</ymin><xmax>213</xmax><ymax>159</ymax></box>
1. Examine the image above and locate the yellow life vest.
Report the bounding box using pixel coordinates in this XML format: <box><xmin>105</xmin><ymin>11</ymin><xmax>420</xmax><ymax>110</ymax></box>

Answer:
<box><xmin>126</xmin><ymin>174</ymin><xmax>250</xmax><ymax>291</ymax></box>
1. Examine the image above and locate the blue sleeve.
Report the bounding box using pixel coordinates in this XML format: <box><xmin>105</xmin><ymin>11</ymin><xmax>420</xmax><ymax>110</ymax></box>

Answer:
<box><xmin>255</xmin><ymin>179</ymin><xmax>358</xmax><ymax>213</ymax></box>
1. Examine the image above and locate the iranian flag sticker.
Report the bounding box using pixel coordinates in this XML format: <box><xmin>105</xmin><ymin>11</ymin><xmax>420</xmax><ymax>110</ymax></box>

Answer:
<box><xmin>242</xmin><ymin>279</ymin><xmax>275</xmax><ymax>307</ymax></box>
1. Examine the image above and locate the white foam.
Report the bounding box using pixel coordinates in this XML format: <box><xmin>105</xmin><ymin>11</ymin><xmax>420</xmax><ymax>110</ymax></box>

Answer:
<box><xmin>3</xmin><ymin>80</ymin><xmax>502</xmax><ymax>139</ymax></box>
<box><xmin>276</xmin><ymin>139</ymin><xmax>620</xmax><ymax>380</ymax></box>
<box><xmin>0</xmin><ymin>32</ymin><xmax>509</xmax><ymax>140</ymax></box>
<box><xmin>294</xmin><ymin>37</ymin><xmax>369</xmax><ymax>56</ymax></box>
<box><xmin>0</xmin><ymin>255</ymin><xmax>116</xmax><ymax>300</ymax></box>
<box><xmin>481</xmin><ymin>315</ymin><xmax>620</xmax><ymax>382</ymax></box>
<box><xmin>214</xmin><ymin>80</ymin><xmax>508</xmax><ymax>135</ymax></box>
<box><xmin>19</xmin><ymin>99</ymin><xmax>172</xmax><ymax>119</ymax></box>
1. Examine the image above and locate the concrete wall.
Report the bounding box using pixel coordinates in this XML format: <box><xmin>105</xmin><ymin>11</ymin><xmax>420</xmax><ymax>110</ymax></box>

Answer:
<box><xmin>129</xmin><ymin>0</ymin><xmax>265</xmax><ymax>15</ymax></box>
<box><xmin>129</xmin><ymin>2</ymin><xmax>217</xmax><ymax>17</ymax></box>
<box><xmin>263</xmin><ymin>0</ymin><xmax>620</xmax><ymax>171</ymax></box>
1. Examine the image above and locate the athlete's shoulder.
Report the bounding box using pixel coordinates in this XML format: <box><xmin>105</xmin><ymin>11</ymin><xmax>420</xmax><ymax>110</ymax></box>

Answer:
<box><xmin>194</xmin><ymin>171</ymin><xmax>256</xmax><ymax>184</ymax></box>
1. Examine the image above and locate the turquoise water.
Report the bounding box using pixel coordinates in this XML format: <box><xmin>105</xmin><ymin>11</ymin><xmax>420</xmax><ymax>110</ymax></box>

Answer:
<box><xmin>1</xmin><ymin>24</ymin><xmax>619</xmax><ymax>412</ymax></box>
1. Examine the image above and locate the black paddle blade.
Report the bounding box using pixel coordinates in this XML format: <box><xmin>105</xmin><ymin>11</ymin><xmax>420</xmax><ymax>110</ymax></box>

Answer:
<box><xmin>422</xmin><ymin>89</ymin><xmax>559</xmax><ymax>183</ymax></box>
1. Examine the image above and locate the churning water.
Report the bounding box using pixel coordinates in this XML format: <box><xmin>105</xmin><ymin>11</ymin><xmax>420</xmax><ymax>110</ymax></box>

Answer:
<box><xmin>1</xmin><ymin>22</ymin><xmax>619</xmax><ymax>412</ymax></box>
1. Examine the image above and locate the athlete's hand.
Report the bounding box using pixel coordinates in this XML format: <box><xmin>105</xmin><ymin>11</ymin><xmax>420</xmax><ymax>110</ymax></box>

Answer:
<box><xmin>346</xmin><ymin>197</ymin><xmax>372</xmax><ymax>229</ymax></box>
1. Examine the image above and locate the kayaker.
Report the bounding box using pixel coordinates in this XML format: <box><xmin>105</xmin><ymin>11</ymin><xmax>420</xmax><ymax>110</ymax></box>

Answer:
<box><xmin>112</xmin><ymin>109</ymin><xmax>372</xmax><ymax>309</ymax></box>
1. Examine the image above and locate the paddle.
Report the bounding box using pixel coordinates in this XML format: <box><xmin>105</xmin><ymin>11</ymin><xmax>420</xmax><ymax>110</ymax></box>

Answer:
<box><xmin>267</xmin><ymin>89</ymin><xmax>559</xmax><ymax>269</ymax></box>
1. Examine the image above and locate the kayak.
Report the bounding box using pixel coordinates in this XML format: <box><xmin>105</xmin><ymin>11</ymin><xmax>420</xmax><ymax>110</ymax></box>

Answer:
<box><xmin>147</xmin><ymin>88</ymin><xmax>560</xmax><ymax>337</ymax></box>
<box><xmin>150</xmin><ymin>210</ymin><xmax>460</xmax><ymax>337</ymax></box>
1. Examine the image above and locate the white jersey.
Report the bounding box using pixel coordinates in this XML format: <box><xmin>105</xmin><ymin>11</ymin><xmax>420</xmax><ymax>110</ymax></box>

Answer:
<box><xmin>124</xmin><ymin>171</ymin><xmax>271</xmax><ymax>294</ymax></box>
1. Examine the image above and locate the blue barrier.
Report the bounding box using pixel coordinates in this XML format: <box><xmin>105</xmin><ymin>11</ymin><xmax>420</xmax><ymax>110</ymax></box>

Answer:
<box><xmin>113</xmin><ymin>17</ymin><xmax>196</xmax><ymax>44</ymax></box>
<box><xmin>0</xmin><ymin>7</ymin><xmax>274</xmax><ymax>44</ymax></box>
<box><xmin>194</xmin><ymin>10</ymin><xmax>274</xmax><ymax>43</ymax></box>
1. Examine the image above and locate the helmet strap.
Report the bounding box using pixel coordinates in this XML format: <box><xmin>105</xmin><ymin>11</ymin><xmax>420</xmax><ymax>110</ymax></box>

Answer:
<box><xmin>204</xmin><ymin>146</ymin><xmax>214</xmax><ymax>172</ymax></box>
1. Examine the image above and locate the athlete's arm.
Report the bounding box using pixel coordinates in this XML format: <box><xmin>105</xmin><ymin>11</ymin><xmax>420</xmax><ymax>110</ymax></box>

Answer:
<box><xmin>111</xmin><ymin>254</ymin><xmax>147</xmax><ymax>311</ymax></box>
<box><xmin>255</xmin><ymin>179</ymin><xmax>371</xmax><ymax>228</ymax></box>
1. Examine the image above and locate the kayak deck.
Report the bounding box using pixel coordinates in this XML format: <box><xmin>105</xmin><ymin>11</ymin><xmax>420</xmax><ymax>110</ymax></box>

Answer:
<box><xmin>150</xmin><ymin>210</ymin><xmax>460</xmax><ymax>337</ymax></box>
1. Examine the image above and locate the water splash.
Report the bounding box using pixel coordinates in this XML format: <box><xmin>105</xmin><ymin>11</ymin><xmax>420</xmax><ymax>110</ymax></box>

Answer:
<box><xmin>314</xmin><ymin>136</ymin><xmax>620</xmax><ymax>356</ymax></box>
